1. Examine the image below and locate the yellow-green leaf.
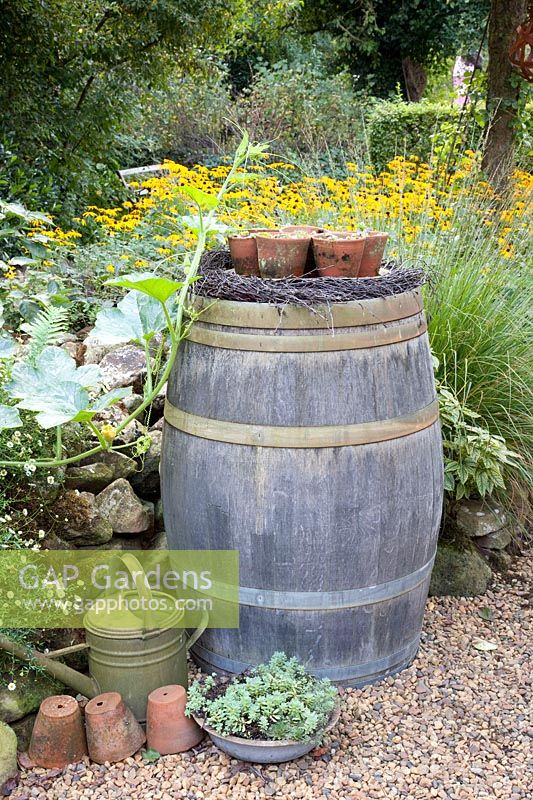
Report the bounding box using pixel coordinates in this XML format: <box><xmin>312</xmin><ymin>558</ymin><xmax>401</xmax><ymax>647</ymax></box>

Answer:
<box><xmin>181</xmin><ymin>185</ymin><xmax>218</xmax><ymax>211</ymax></box>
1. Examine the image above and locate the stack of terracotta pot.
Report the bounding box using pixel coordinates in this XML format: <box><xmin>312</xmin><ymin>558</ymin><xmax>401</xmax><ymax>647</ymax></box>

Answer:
<box><xmin>228</xmin><ymin>225</ymin><xmax>388</xmax><ymax>279</ymax></box>
<box><xmin>27</xmin><ymin>686</ymin><xmax>203</xmax><ymax>768</ymax></box>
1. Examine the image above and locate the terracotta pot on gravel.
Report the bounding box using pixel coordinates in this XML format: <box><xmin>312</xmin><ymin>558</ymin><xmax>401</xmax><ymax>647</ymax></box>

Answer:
<box><xmin>359</xmin><ymin>231</ymin><xmax>389</xmax><ymax>277</ymax></box>
<box><xmin>146</xmin><ymin>685</ymin><xmax>204</xmax><ymax>755</ymax></box>
<box><xmin>311</xmin><ymin>232</ymin><xmax>366</xmax><ymax>278</ymax></box>
<box><xmin>256</xmin><ymin>234</ymin><xmax>311</xmax><ymax>279</ymax></box>
<box><xmin>227</xmin><ymin>235</ymin><xmax>260</xmax><ymax>277</ymax></box>
<box><xmin>85</xmin><ymin>692</ymin><xmax>146</xmax><ymax>764</ymax></box>
<box><xmin>29</xmin><ymin>695</ymin><xmax>88</xmax><ymax>769</ymax></box>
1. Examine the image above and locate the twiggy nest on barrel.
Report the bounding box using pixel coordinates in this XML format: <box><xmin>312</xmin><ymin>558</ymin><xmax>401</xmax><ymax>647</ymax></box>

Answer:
<box><xmin>194</xmin><ymin>249</ymin><xmax>427</xmax><ymax>308</ymax></box>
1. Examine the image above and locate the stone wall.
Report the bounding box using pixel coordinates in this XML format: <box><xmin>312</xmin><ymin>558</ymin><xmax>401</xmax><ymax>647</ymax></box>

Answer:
<box><xmin>49</xmin><ymin>336</ymin><xmax>168</xmax><ymax>553</ymax></box>
<box><xmin>430</xmin><ymin>498</ymin><xmax>517</xmax><ymax>597</ymax></box>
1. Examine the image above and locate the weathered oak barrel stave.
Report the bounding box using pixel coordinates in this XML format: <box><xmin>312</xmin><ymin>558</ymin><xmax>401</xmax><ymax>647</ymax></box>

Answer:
<box><xmin>161</xmin><ymin>288</ymin><xmax>444</xmax><ymax>686</ymax></box>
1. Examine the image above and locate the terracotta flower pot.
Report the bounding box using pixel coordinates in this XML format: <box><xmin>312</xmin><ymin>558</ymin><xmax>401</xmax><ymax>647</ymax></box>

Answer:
<box><xmin>29</xmin><ymin>695</ymin><xmax>88</xmax><ymax>769</ymax></box>
<box><xmin>146</xmin><ymin>685</ymin><xmax>204</xmax><ymax>755</ymax></box>
<box><xmin>311</xmin><ymin>233</ymin><xmax>366</xmax><ymax>278</ymax></box>
<box><xmin>256</xmin><ymin>235</ymin><xmax>310</xmax><ymax>279</ymax></box>
<box><xmin>359</xmin><ymin>232</ymin><xmax>389</xmax><ymax>277</ymax></box>
<box><xmin>280</xmin><ymin>226</ymin><xmax>323</xmax><ymax>275</ymax></box>
<box><xmin>85</xmin><ymin>692</ymin><xmax>146</xmax><ymax>764</ymax></box>
<box><xmin>227</xmin><ymin>235</ymin><xmax>260</xmax><ymax>277</ymax></box>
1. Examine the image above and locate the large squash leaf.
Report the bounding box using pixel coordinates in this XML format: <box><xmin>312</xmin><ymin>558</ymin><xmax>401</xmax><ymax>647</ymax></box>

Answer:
<box><xmin>106</xmin><ymin>272</ymin><xmax>184</xmax><ymax>304</ymax></box>
<box><xmin>88</xmin><ymin>291</ymin><xmax>170</xmax><ymax>345</ymax></box>
<box><xmin>0</xmin><ymin>404</ymin><xmax>22</xmax><ymax>430</ymax></box>
<box><xmin>8</xmin><ymin>347</ymin><xmax>101</xmax><ymax>401</ymax></box>
<box><xmin>6</xmin><ymin>346</ymin><xmax>130</xmax><ymax>429</ymax></box>
<box><xmin>0</xmin><ymin>300</ymin><xmax>18</xmax><ymax>358</ymax></box>
<box><xmin>181</xmin><ymin>185</ymin><xmax>218</xmax><ymax>211</ymax></box>
<box><xmin>0</xmin><ymin>335</ymin><xmax>17</xmax><ymax>358</ymax></box>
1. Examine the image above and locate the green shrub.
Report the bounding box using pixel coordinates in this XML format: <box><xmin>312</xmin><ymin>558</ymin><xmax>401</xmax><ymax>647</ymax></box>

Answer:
<box><xmin>137</xmin><ymin>63</ymin><xmax>236</xmax><ymax>166</ymax></box>
<box><xmin>367</xmin><ymin>101</ymin><xmax>481</xmax><ymax>170</ymax></box>
<box><xmin>0</xmin><ymin>0</ymin><xmax>254</xmax><ymax>218</ymax></box>
<box><xmin>421</xmin><ymin>184</ymin><xmax>532</xmax><ymax>508</ymax></box>
<box><xmin>238</xmin><ymin>60</ymin><xmax>368</xmax><ymax>166</ymax></box>
<box><xmin>436</xmin><ymin>370</ymin><xmax>521</xmax><ymax>501</ymax></box>
<box><xmin>138</xmin><ymin>57</ymin><xmax>370</xmax><ymax>172</ymax></box>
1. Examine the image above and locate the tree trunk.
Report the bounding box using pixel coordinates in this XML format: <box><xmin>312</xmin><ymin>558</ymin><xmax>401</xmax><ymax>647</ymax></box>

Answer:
<box><xmin>402</xmin><ymin>57</ymin><xmax>427</xmax><ymax>102</ymax></box>
<box><xmin>482</xmin><ymin>0</ymin><xmax>528</xmax><ymax>189</ymax></box>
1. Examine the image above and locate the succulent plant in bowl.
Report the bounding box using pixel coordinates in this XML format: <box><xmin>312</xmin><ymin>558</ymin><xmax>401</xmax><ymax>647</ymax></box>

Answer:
<box><xmin>185</xmin><ymin>652</ymin><xmax>339</xmax><ymax>763</ymax></box>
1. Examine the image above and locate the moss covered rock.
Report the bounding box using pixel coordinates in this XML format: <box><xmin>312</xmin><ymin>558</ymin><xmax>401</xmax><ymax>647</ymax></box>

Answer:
<box><xmin>81</xmin><ymin>451</ymin><xmax>136</xmax><ymax>480</ymax></box>
<box><xmin>64</xmin><ymin>463</ymin><xmax>115</xmax><ymax>493</ymax></box>
<box><xmin>429</xmin><ymin>544</ymin><xmax>492</xmax><ymax>597</ymax></box>
<box><xmin>95</xmin><ymin>478</ymin><xmax>153</xmax><ymax>534</ymax></box>
<box><xmin>487</xmin><ymin>550</ymin><xmax>513</xmax><ymax>573</ymax></box>
<box><xmin>10</xmin><ymin>713</ymin><xmax>35</xmax><ymax>752</ymax></box>
<box><xmin>0</xmin><ymin>669</ymin><xmax>65</xmax><ymax>724</ymax></box>
<box><xmin>455</xmin><ymin>498</ymin><xmax>507</xmax><ymax>538</ymax></box>
<box><xmin>52</xmin><ymin>490</ymin><xmax>113</xmax><ymax>545</ymax></box>
<box><xmin>0</xmin><ymin>721</ymin><xmax>18</xmax><ymax>788</ymax></box>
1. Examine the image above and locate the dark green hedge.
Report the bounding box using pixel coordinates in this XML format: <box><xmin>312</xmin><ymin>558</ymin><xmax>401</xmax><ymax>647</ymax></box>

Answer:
<box><xmin>367</xmin><ymin>100</ymin><xmax>533</xmax><ymax>171</ymax></box>
<box><xmin>367</xmin><ymin>101</ymin><xmax>481</xmax><ymax>170</ymax></box>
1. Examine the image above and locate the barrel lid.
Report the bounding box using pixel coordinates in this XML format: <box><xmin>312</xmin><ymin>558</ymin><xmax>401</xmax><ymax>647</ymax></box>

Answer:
<box><xmin>84</xmin><ymin>590</ymin><xmax>184</xmax><ymax>637</ymax></box>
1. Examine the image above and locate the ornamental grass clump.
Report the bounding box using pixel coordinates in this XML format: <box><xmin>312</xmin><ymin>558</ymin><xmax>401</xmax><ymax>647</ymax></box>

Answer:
<box><xmin>185</xmin><ymin>652</ymin><xmax>338</xmax><ymax>742</ymax></box>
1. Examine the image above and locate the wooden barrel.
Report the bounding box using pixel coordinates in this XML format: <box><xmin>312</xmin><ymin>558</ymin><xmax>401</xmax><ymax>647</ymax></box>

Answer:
<box><xmin>161</xmin><ymin>288</ymin><xmax>443</xmax><ymax>686</ymax></box>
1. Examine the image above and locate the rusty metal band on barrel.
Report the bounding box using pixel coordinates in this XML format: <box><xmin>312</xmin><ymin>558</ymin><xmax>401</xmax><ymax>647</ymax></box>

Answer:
<box><xmin>202</xmin><ymin>554</ymin><xmax>436</xmax><ymax>610</ymax></box>
<box><xmin>164</xmin><ymin>398</ymin><xmax>440</xmax><ymax>449</ymax></box>
<box><xmin>186</xmin><ymin>314</ymin><xmax>427</xmax><ymax>352</ymax></box>
<box><xmin>191</xmin><ymin>288</ymin><xmax>423</xmax><ymax>329</ymax></box>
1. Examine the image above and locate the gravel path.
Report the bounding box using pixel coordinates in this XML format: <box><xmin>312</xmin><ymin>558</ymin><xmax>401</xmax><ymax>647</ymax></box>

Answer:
<box><xmin>12</xmin><ymin>552</ymin><xmax>531</xmax><ymax>800</ymax></box>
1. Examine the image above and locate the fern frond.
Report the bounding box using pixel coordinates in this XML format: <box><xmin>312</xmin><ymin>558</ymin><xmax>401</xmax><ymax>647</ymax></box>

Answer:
<box><xmin>23</xmin><ymin>306</ymin><xmax>70</xmax><ymax>363</ymax></box>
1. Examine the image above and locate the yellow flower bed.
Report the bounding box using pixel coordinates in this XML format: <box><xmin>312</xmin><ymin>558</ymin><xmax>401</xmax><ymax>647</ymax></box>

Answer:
<box><xmin>32</xmin><ymin>154</ymin><xmax>532</xmax><ymax>266</ymax></box>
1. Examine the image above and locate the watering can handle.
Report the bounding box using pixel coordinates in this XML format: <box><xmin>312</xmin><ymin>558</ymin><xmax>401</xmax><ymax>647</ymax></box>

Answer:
<box><xmin>119</xmin><ymin>552</ymin><xmax>156</xmax><ymax>630</ymax></box>
<box><xmin>186</xmin><ymin>609</ymin><xmax>209</xmax><ymax>651</ymax></box>
<box><xmin>119</xmin><ymin>553</ymin><xmax>210</xmax><ymax>639</ymax></box>
<box><xmin>119</xmin><ymin>552</ymin><xmax>153</xmax><ymax>604</ymax></box>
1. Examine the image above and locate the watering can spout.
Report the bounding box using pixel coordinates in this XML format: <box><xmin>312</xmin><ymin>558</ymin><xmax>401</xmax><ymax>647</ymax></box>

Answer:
<box><xmin>0</xmin><ymin>634</ymin><xmax>99</xmax><ymax>699</ymax></box>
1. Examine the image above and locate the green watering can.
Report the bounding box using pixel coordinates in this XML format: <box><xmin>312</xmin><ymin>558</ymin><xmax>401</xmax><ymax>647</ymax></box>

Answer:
<box><xmin>0</xmin><ymin>554</ymin><xmax>207</xmax><ymax>722</ymax></box>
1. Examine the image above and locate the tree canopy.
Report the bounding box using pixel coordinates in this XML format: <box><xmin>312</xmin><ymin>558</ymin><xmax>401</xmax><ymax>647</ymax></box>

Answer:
<box><xmin>0</xmin><ymin>0</ymin><xmax>275</xmax><ymax>213</ymax></box>
<box><xmin>294</xmin><ymin>0</ymin><xmax>490</xmax><ymax>95</ymax></box>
